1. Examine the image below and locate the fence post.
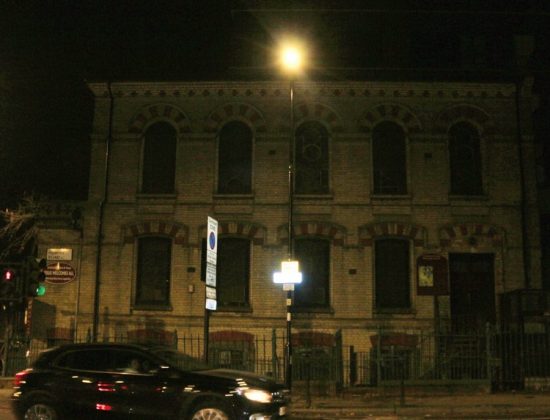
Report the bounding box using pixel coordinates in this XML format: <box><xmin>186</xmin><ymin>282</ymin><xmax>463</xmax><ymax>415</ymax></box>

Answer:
<box><xmin>349</xmin><ymin>345</ymin><xmax>356</xmax><ymax>385</ymax></box>
<box><xmin>485</xmin><ymin>322</ymin><xmax>493</xmax><ymax>388</ymax></box>
<box><xmin>173</xmin><ymin>329</ymin><xmax>178</xmax><ymax>350</ymax></box>
<box><xmin>271</xmin><ymin>329</ymin><xmax>278</xmax><ymax>381</ymax></box>
<box><xmin>376</xmin><ymin>327</ymin><xmax>382</xmax><ymax>386</ymax></box>
<box><xmin>335</xmin><ymin>329</ymin><xmax>343</xmax><ymax>391</ymax></box>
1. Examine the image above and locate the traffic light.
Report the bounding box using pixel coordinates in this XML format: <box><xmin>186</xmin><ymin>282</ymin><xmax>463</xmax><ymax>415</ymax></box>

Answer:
<box><xmin>0</xmin><ymin>266</ymin><xmax>19</xmax><ymax>300</ymax></box>
<box><xmin>24</xmin><ymin>257</ymin><xmax>47</xmax><ymax>297</ymax></box>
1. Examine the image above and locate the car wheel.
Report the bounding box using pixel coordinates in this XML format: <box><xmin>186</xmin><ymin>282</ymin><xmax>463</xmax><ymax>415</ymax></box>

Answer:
<box><xmin>23</xmin><ymin>400</ymin><xmax>60</xmax><ymax>420</ymax></box>
<box><xmin>189</xmin><ymin>400</ymin><xmax>233</xmax><ymax>420</ymax></box>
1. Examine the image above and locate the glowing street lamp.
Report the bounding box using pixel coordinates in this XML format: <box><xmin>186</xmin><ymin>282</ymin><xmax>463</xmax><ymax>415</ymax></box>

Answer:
<box><xmin>273</xmin><ymin>38</ymin><xmax>306</xmax><ymax>390</ymax></box>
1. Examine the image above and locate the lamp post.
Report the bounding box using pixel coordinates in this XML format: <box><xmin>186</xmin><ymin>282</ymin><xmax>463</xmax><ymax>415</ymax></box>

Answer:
<box><xmin>273</xmin><ymin>42</ymin><xmax>305</xmax><ymax>390</ymax></box>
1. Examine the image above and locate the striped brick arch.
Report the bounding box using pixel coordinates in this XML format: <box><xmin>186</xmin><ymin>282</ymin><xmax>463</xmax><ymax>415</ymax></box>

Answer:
<box><xmin>434</xmin><ymin>104</ymin><xmax>495</xmax><ymax>136</ymax></box>
<box><xmin>439</xmin><ymin>223</ymin><xmax>505</xmax><ymax>248</ymax></box>
<box><xmin>358</xmin><ymin>222</ymin><xmax>426</xmax><ymax>247</ymax></box>
<box><xmin>128</xmin><ymin>103</ymin><xmax>191</xmax><ymax>135</ymax></box>
<box><xmin>359</xmin><ymin>103</ymin><xmax>422</xmax><ymax>134</ymax></box>
<box><xmin>294</xmin><ymin>102</ymin><xmax>344</xmax><ymax>133</ymax></box>
<box><xmin>200</xmin><ymin>221</ymin><xmax>267</xmax><ymax>246</ymax></box>
<box><xmin>123</xmin><ymin>221</ymin><xmax>189</xmax><ymax>246</ymax></box>
<box><xmin>278</xmin><ymin>221</ymin><xmax>346</xmax><ymax>246</ymax></box>
<box><xmin>205</xmin><ymin>103</ymin><xmax>267</xmax><ymax>134</ymax></box>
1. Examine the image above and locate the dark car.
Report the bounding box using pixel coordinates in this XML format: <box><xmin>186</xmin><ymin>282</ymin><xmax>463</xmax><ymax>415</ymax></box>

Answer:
<box><xmin>11</xmin><ymin>343</ymin><xmax>289</xmax><ymax>420</ymax></box>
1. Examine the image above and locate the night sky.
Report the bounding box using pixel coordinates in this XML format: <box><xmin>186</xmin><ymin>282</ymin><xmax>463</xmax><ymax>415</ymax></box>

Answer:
<box><xmin>1</xmin><ymin>1</ymin><xmax>549</xmax><ymax>209</ymax></box>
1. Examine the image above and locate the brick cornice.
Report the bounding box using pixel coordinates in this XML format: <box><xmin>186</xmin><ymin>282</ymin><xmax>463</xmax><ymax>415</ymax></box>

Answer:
<box><xmin>87</xmin><ymin>81</ymin><xmax>518</xmax><ymax>101</ymax></box>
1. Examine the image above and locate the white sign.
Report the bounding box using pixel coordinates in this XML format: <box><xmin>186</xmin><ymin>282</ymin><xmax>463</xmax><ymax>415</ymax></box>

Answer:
<box><xmin>207</xmin><ymin>217</ymin><xmax>218</xmax><ymax>265</ymax></box>
<box><xmin>206</xmin><ymin>286</ymin><xmax>217</xmax><ymax>300</ymax></box>
<box><xmin>205</xmin><ymin>298</ymin><xmax>217</xmax><ymax>311</ymax></box>
<box><xmin>273</xmin><ymin>260</ymin><xmax>303</xmax><ymax>284</ymax></box>
<box><xmin>206</xmin><ymin>263</ymin><xmax>217</xmax><ymax>287</ymax></box>
<box><xmin>47</xmin><ymin>248</ymin><xmax>73</xmax><ymax>261</ymax></box>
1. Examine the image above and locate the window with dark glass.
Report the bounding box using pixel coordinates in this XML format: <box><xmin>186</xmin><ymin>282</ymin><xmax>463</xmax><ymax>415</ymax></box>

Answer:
<box><xmin>218</xmin><ymin>121</ymin><xmax>252</xmax><ymax>194</ymax></box>
<box><xmin>372</xmin><ymin>122</ymin><xmax>407</xmax><ymax>194</ymax></box>
<box><xmin>294</xmin><ymin>238</ymin><xmax>330</xmax><ymax>308</ymax></box>
<box><xmin>142</xmin><ymin>122</ymin><xmax>176</xmax><ymax>194</ymax></box>
<box><xmin>449</xmin><ymin>122</ymin><xmax>483</xmax><ymax>195</ymax></box>
<box><xmin>217</xmin><ymin>237</ymin><xmax>250</xmax><ymax>307</ymax></box>
<box><xmin>295</xmin><ymin>121</ymin><xmax>329</xmax><ymax>194</ymax></box>
<box><xmin>136</xmin><ymin>237</ymin><xmax>171</xmax><ymax>307</ymax></box>
<box><xmin>375</xmin><ymin>238</ymin><xmax>410</xmax><ymax>310</ymax></box>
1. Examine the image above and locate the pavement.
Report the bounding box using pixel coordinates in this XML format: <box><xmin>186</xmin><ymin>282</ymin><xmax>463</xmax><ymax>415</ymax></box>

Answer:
<box><xmin>289</xmin><ymin>388</ymin><xmax>550</xmax><ymax>419</ymax></box>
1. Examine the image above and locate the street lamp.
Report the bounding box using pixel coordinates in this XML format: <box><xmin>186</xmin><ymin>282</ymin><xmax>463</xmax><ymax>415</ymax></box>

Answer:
<box><xmin>272</xmin><ymin>40</ymin><xmax>306</xmax><ymax>390</ymax></box>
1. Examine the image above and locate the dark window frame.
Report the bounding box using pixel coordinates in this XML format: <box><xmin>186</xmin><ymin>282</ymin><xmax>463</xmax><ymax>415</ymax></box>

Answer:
<box><xmin>216</xmin><ymin>236</ymin><xmax>251</xmax><ymax>310</ymax></box>
<box><xmin>372</xmin><ymin>121</ymin><xmax>407</xmax><ymax>195</ymax></box>
<box><xmin>294</xmin><ymin>121</ymin><xmax>330</xmax><ymax>195</ymax></box>
<box><xmin>293</xmin><ymin>237</ymin><xmax>331</xmax><ymax>310</ymax></box>
<box><xmin>449</xmin><ymin>121</ymin><xmax>483</xmax><ymax>195</ymax></box>
<box><xmin>135</xmin><ymin>236</ymin><xmax>172</xmax><ymax>309</ymax></box>
<box><xmin>374</xmin><ymin>238</ymin><xmax>411</xmax><ymax>312</ymax></box>
<box><xmin>141</xmin><ymin>122</ymin><xmax>177</xmax><ymax>194</ymax></box>
<box><xmin>217</xmin><ymin>121</ymin><xmax>253</xmax><ymax>194</ymax></box>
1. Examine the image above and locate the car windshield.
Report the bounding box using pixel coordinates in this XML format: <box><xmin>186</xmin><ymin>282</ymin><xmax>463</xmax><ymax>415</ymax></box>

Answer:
<box><xmin>150</xmin><ymin>348</ymin><xmax>211</xmax><ymax>371</ymax></box>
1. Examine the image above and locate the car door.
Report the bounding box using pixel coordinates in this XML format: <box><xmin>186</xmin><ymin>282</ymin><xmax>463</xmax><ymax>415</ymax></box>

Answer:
<box><xmin>52</xmin><ymin>348</ymin><xmax>119</xmax><ymax>416</ymax></box>
<box><xmin>111</xmin><ymin>349</ymin><xmax>183</xmax><ymax>418</ymax></box>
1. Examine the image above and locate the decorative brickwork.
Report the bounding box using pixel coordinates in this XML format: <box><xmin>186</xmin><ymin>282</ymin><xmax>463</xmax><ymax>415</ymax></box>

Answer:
<box><xmin>360</xmin><ymin>103</ymin><xmax>422</xmax><ymax>134</ymax></box>
<box><xmin>277</xmin><ymin>221</ymin><xmax>346</xmax><ymax>246</ymax></box>
<box><xmin>358</xmin><ymin>222</ymin><xmax>425</xmax><ymax>247</ymax></box>
<box><xmin>199</xmin><ymin>221</ymin><xmax>267</xmax><ymax>245</ymax></box>
<box><xmin>122</xmin><ymin>221</ymin><xmax>189</xmax><ymax>245</ymax></box>
<box><xmin>292</xmin><ymin>331</ymin><xmax>335</xmax><ymax>347</ymax></box>
<box><xmin>435</xmin><ymin>104</ymin><xmax>495</xmax><ymax>136</ymax></box>
<box><xmin>439</xmin><ymin>223</ymin><xmax>505</xmax><ymax>248</ymax></box>
<box><xmin>205</xmin><ymin>102</ymin><xmax>267</xmax><ymax>134</ymax></box>
<box><xmin>293</xmin><ymin>102</ymin><xmax>344</xmax><ymax>133</ymax></box>
<box><xmin>128</xmin><ymin>103</ymin><xmax>191</xmax><ymax>134</ymax></box>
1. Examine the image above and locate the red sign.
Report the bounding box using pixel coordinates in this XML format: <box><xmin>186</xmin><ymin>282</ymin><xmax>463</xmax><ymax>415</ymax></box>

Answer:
<box><xmin>45</xmin><ymin>263</ymin><xmax>76</xmax><ymax>284</ymax></box>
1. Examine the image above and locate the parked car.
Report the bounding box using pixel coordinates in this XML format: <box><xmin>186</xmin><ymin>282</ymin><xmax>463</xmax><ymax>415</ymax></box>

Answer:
<box><xmin>11</xmin><ymin>343</ymin><xmax>289</xmax><ymax>420</ymax></box>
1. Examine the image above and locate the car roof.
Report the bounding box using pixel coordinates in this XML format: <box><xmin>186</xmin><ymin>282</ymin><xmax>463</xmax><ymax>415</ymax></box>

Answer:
<box><xmin>35</xmin><ymin>342</ymin><xmax>172</xmax><ymax>363</ymax></box>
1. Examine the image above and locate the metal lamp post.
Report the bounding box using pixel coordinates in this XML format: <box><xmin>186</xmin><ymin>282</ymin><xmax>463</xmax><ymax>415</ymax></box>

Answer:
<box><xmin>272</xmin><ymin>42</ymin><xmax>305</xmax><ymax>390</ymax></box>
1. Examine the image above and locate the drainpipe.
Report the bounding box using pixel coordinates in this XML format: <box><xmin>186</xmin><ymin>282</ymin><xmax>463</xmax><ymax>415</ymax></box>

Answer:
<box><xmin>92</xmin><ymin>82</ymin><xmax>114</xmax><ymax>341</ymax></box>
<box><xmin>515</xmin><ymin>77</ymin><xmax>532</xmax><ymax>289</ymax></box>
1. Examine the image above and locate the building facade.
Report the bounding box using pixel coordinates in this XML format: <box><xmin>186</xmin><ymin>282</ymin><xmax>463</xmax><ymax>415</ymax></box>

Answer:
<box><xmin>34</xmin><ymin>79</ymin><xmax>541</xmax><ymax>360</ymax></box>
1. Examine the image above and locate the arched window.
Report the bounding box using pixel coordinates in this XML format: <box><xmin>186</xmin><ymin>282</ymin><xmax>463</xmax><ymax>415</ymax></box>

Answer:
<box><xmin>294</xmin><ymin>238</ymin><xmax>330</xmax><ymax>308</ymax></box>
<box><xmin>218</xmin><ymin>121</ymin><xmax>252</xmax><ymax>194</ymax></box>
<box><xmin>136</xmin><ymin>236</ymin><xmax>172</xmax><ymax>307</ymax></box>
<box><xmin>449</xmin><ymin>122</ymin><xmax>483</xmax><ymax>195</ymax></box>
<box><xmin>372</xmin><ymin>121</ymin><xmax>407</xmax><ymax>194</ymax></box>
<box><xmin>375</xmin><ymin>238</ymin><xmax>410</xmax><ymax>310</ymax></box>
<box><xmin>142</xmin><ymin>122</ymin><xmax>176</xmax><ymax>194</ymax></box>
<box><xmin>295</xmin><ymin>121</ymin><xmax>329</xmax><ymax>194</ymax></box>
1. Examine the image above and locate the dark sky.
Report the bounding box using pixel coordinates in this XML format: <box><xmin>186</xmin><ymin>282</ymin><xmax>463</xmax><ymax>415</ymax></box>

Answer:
<box><xmin>1</xmin><ymin>1</ymin><xmax>549</xmax><ymax>209</ymax></box>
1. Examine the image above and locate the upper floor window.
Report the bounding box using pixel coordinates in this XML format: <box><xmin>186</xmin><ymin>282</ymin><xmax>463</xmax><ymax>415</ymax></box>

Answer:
<box><xmin>372</xmin><ymin>121</ymin><xmax>407</xmax><ymax>194</ymax></box>
<box><xmin>295</xmin><ymin>121</ymin><xmax>329</xmax><ymax>194</ymax></box>
<box><xmin>449</xmin><ymin>122</ymin><xmax>483</xmax><ymax>195</ymax></box>
<box><xmin>375</xmin><ymin>238</ymin><xmax>410</xmax><ymax>311</ymax></box>
<box><xmin>142</xmin><ymin>122</ymin><xmax>176</xmax><ymax>194</ymax></box>
<box><xmin>217</xmin><ymin>237</ymin><xmax>250</xmax><ymax>308</ymax></box>
<box><xmin>294</xmin><ymin>238</ymin><xmax>330</xmax><ymax>309</ymax></box>
<box><xmin>136</xmin><ymin>236</ymin><xmax>171</xmax><ymax>308</ymax></box>
<box><xmin>218</xmin><ymin>121</ymin><xmax>252</xmax><ymax>194</ymax></box>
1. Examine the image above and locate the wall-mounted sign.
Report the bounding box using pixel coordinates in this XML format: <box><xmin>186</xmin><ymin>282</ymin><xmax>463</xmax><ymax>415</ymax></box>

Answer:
<box><xmin>416</xmin><ymin>254</ymin><xmax>448</xmax><ymax>296</ymax></box>
<box><xmin>44</xmin><ymin>263</ymin><xmax>76</xmax><ymax>284</ymax></box>
<box><xmin>47</xmin><ymin>248</ymin><xmax>73</xmax><ymax>261</ymax></box>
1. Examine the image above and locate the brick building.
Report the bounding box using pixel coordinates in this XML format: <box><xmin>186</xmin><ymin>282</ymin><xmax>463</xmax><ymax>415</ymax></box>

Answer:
<box><xmin>30</xmin><ymin>77</ymin><xmax>542</xmax><ymax>362</ymax></box>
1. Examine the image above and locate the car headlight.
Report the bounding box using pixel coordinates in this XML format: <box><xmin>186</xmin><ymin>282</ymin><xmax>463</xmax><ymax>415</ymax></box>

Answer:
<box><xmin>240</xmin><ymin>388</ymin><xmax>273</xmax><ymax>403</ymax></box>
